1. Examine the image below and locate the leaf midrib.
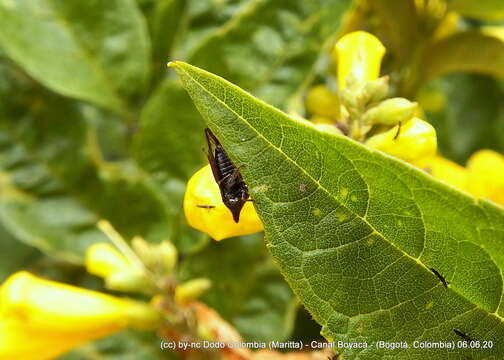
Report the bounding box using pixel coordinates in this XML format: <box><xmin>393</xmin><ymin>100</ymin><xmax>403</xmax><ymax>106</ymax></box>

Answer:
<box><xmin>174</xmin><ymin>63</ymin><xmax>504</xmax><ymax>323</ymax></box>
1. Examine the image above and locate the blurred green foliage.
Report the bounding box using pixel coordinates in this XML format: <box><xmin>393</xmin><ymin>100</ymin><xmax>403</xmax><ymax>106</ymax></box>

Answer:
<box><xmin>0</xmin><ymin>0</ymin><xmax>503</xmax><ymax>358</ymax></box>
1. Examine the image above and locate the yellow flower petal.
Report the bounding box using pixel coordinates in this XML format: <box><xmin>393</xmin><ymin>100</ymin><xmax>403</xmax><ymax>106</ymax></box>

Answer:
<box><xmin>0</xmin><ymin>271</ymin><xmax>159</xmax><ymax>339</ymax></box>
<box><xmin>466</xmin><ymin>149</ymin><xmax>504</xmax><ymax>205</ymax></box>
<box><xmin>0</xmin><ymin>318</ymin><xmax>100</xmax><ymax>360</ymax></box>
<box><xmin>184</xmin><ymin>165</ymin><xmax>263</xmax><ymax>241</ymax></box>
<box><xmin>85</xmin><ymin>243</ymin><xmax>135</xmax><ymax>279</ymax></box>
<box><xmin>305</xmin><ymin>85</ymin><xmax>340</xmax><ymax>118</ymax></box>
<box><xmin>366</xmin><ymin>117</ymin><xmax>437</xmax><ymax>162</ymax></box>
<box><xmin>412</xmin><ymin>155</ymin><xmax>468</xmax><ymax>190</ymax></box>
<box><xmin>333</xmin><ymin>31</ymin><xmax>386</xmax><ymax>89</ymax></box>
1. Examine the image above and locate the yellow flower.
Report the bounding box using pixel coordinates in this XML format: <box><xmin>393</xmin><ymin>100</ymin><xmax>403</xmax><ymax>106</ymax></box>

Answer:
<box><xmin>184</xmin><ymin>165</ymin><xmax>263</xmax><ymax>241</ymax></box>
<box><xmin>412</xmin><ymin>155</ymin><xmax>468</xmax><ymax>190</ymax></box>
<box><xmin>466</xmin><ymin>150</ymin><xmax>504</xmax><ymax>205</ymax></box>
<box><xmin>0</xmin><ymin>271</ymin><xmax>161</xmax><ymax>360</ymax></box>
<box><xmin>333</xmin><ymin>31</ymin><xmax>386</xmax><ymax>89</ymax></box>
<box><xmin>305</xmin><ymin>84</ymin><xmax>340</xmax><ymax>119</ymax></box>
<box><xmin>366</xmin><ymin>117</ymin><xmax>437</xmax><ymax>162</ymax></box>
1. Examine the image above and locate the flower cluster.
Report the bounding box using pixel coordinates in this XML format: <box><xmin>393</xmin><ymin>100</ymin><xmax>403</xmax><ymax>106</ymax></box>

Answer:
<box><xmin>183</xmin><ymin>30</ymin><xmax>503</xmax><ymax>241</ymax></box>
<box><xmin>0</xmin><ymin>221</ymin><xmax>215</xmax><ymax>359</ymax></box>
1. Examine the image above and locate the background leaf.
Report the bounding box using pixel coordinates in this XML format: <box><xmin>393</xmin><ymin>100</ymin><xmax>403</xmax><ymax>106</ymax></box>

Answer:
<box><xmin>421</xmin><ymin>74</ymin><xmax>504</xmax><ymax>163</ymax></box>
<box><xmin>172</xmin><ymin>61</ymin><xmax>504</xmax><ymax>358</ymax></box>
<box><xmin>449</xmin><ymin>0</ymin><xmax>504</xmax><ymax>21</ymax></box>
<box><xmin>0</xmin><ymin>61</ymin><xmax>198</xmax><ymax>261</ymax></box>
<box><xmin>60</xmin><ymin>331</ymin><xmax>174</xmax><ymax>360</ymax></box>
<box><xmin>0</xmin><ymin>0</ymin><xmax>150</xmax><ymax>113</ymax></box>
<box><xmin>419</xmin><ymin>32</ymin><xmax>504</xmax><ymax>85</ymax></box>
<box><xmin>186</xmin><ymin>0</ymin><xmax>352</xmax><ymax>108</ymax></box>
<box><xmin>0</xmin><ymin>224</ymin><xmax>40</xmax><ymax>282</ymax></box>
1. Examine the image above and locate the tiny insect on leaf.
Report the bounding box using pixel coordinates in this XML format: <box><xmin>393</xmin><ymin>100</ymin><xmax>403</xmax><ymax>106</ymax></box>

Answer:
<box><xmin>430</xmin><ymin>267</ymin><xmax>449</xmax><ymax>288</ymax></box>
<box><xmin>453</xmin><ymin>329</ymin><xmax>473</xmax><ymax>342</ymax></box>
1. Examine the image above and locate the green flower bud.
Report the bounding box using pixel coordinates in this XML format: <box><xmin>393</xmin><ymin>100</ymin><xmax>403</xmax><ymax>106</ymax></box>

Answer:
<box><xmin>364</xmin><ymin>76</ymin><xmax>390</xmax><ymax>104</ymax></box>
<box><xmin>105</xmin><ymin>272</ymin><xmax>151</xmax><ymax>293</ymax></box>
<box><xmin>132</xmin><ymin>237</ymin><xmax>178</xmax><ymax>276</ymax></box>
<box><xmin>314</xmin><ymin>124</ymin><xmax>343</xmax><ymax>136</ymax></box>
<box><xmin>175</xmin><ymin>278</ymin><xmax>212</xmax><ymax>305</ymax></box>
<box><xmin>362</xmin><ymin>97</ymin><xmax>418</xmax><ymax>125</ymax></box>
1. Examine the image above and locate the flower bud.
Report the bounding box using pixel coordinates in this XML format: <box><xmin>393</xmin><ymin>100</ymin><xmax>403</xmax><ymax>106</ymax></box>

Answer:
<box><xmin>366</xmin><ymin>117</ymin><xmax>437</xmax><ymax>162</ymax></box>
<box><xmin>481</xmin><ymin>25</ymin><xmax>504</xmax><ymax>42</ymax></box>
<box><xmin>175</xmin><ymin>278</ymin><xmax>212</xmax><ymax>305</ymax></box>
<box><xmin>132</xmin><ymin>236</ymin><xmax>178</xmax><ymax>275</ymax></box>
<box><xmin>466</xmin><ymin>150</ymin><xmax>504</xmax><ymax>205</ymax></box>
<box><xmin>362</xmin><ymin>98</ymin><xmax>418</xmax><ymax>125</ymax></box>
<box><xmin>333</xmin><ymin>31</ymin><xmax>386</xmax><ymax>89</ymax></box>
<box><xmin>85</xmin><ymin>243</ymin><xmax>148</xmax><ymax>293</ymax></box>
<box><xmin>314</xmin><ymin>124</ymin><xmax>343</xmax><ymax>136</ymax></box>
<box><xmin>364</xmin><ymin>76</ymin><xmax>390</xmax><ymax>104</ymax></box>
<box><xmin>305</xmin><ymin>85</ymin><xmax>340</xmax><ymax>118</ymax></box>
<box><xmin>184</xmin><ymin>165</ymin><xmax>263</xmax><ymax>241</ymax></box>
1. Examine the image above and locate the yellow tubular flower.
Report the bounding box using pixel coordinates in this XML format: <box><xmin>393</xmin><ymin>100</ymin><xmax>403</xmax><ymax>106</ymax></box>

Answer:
<box><xmin>366</xmin><ymin>117</ymin><xmax>437</xmax><ymax>162</ymax></box>
<box><xmin>184</xmin><ymin>165</ymin><xmax>263</xmax><ymax>241</ymax></box>
<box><xmin>0</xmin><ymin>271</ymin><xmax>161</xmax><ymax>360</ymax></box>
<box><xmin>412</xmin><ymin>155</ymin><xmax>468</xmax><ymax>190</ymax></box>
<box><xmin>466</xmin><ymin>150</ymin><xmax>504</xmax><ymax>205</ymax></box>
<box><xmin>333</xmin><ymin>31</ymin><xmax>386</xmax><ymax>89</ymax></box>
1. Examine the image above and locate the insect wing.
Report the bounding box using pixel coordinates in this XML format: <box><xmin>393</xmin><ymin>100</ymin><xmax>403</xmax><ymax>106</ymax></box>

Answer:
<box><xmin>205</xmin><ymin>128</ymin><xmax>223</xmax><ymax>184</ymax></box>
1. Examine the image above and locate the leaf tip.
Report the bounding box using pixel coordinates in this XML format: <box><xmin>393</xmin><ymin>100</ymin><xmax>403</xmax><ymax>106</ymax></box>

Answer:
<box><xmin>167</xmin><ymin>61</ymin><xmax>185</xmax><ymax>70</ymax></box>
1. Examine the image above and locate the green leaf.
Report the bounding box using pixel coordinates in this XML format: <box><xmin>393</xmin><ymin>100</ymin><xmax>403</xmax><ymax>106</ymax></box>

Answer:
<box><xmin>172</xmin><ymin>61</ymin><xmax>504</xmax><ymax>358</ymax></box>
<box><xmin>449</xmin><ymin>0</ymin><xmax>504</xmax><ymax>21</ymax></box>
<box><xmin>0</xmin><ymin>63</ymin><xmax>194</xmax><ymax>261</ymax></box>
<box><xmin>134</xmin><ymin>80</ymin><xmax>206</xmax><ymax>180</ymax></box>
<box><xmin>141</xmin><ymin>0</ymin><xmax>187</xmax><ymax>89</ymax></box>
<box><xmin>132</xmin><ymin>80</ymin><xmax>208</xmax><ymax>254</ymax></box>
<box><xmin>0</xmin><ymin>0</ymin><xmax>150</xmax><ymax>113</ymax></box>
<box><xmin>186</xmin><ymin>0</ymin><xmax>352</xmax><ymax>108</ymax></box>
<box><xmin>59</xmin><ymin>330</ymin><xmax>173</xmax><ymax>360</ymax></box>
<box><xmin>421</xmin><ymin>74</ymin><xmax>504</xmax><ymax>163</ymax></box>
<box><xmin>420</xmin><ymin>31</ymin><xmax>504</xmax><ymax>84</ymax></box>
<box><xmin>0</xmin><ymin>224</ymin><xmax>40</xmax><ymax>282</ymax></box>
<box><xmin>179</xmin><ymin>234</ymin><xmax>296</xmax><ymax>342</ymax></box>
<box><xmin>369</xmin><ymin>0</ymin><xmax>419</xmax><ymax>64</ymax></box>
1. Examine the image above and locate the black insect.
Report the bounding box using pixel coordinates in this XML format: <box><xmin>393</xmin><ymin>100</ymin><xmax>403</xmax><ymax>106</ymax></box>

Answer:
<box><xmin>454</xmin><ymin>329</ymin><xmax>474</xmax><ymax>342</ymax></box>
<box><xmin>430</xmin><ymin>267</ymin><xmax>449</xmax><ymax>288</ymax></box>
<box><xmin>205</xmin><ymin>128</ymin><xmax>250</xmax><ymax>223</ymax></box>
<box><xmin>393</xmin><ymin>121</ymin><xmax>402</xmax><ymax>140</ymax></box>
<box><xmin>196</xmin><ymin>205</ymin><xmax>215</xmax><ymax>209</ymax></box>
